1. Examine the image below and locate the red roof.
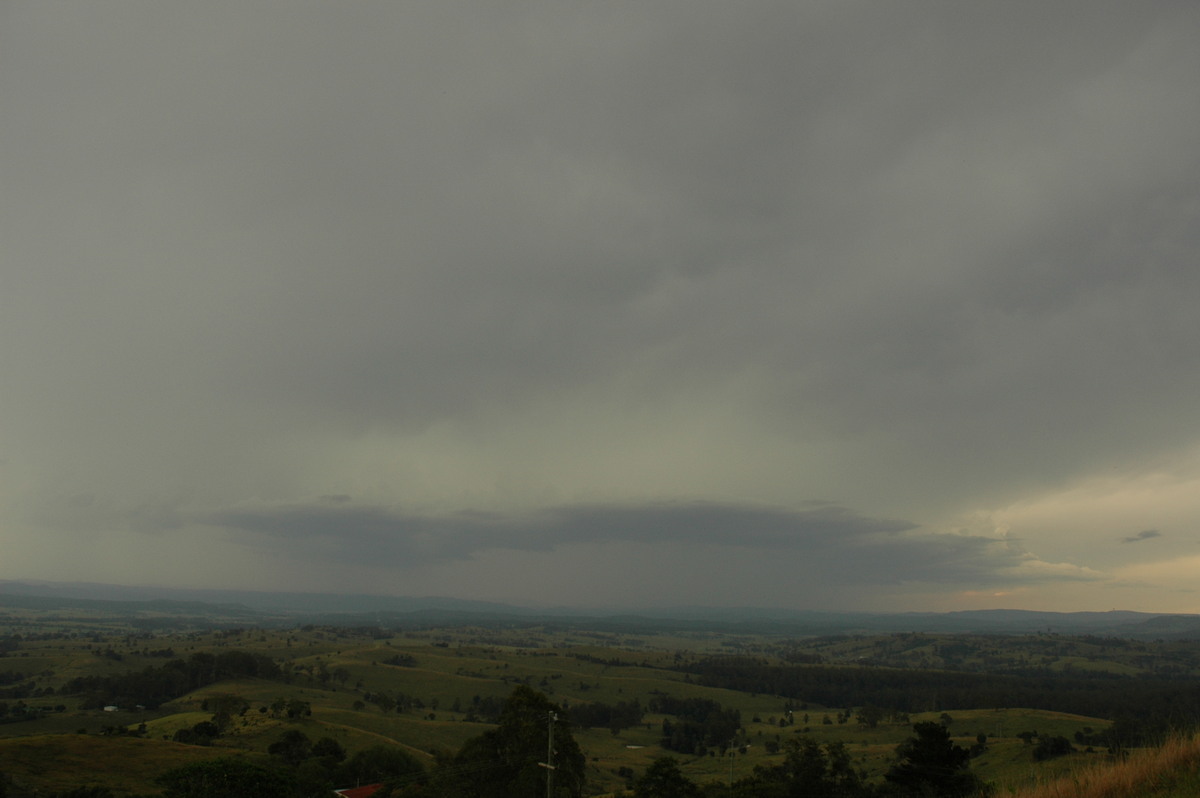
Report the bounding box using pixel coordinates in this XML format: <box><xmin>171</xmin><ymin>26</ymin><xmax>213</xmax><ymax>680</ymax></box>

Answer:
<box><xmin>333</xmin><ymin>784</ymin><xmax>385</xmax><ymax>798</ymax></box>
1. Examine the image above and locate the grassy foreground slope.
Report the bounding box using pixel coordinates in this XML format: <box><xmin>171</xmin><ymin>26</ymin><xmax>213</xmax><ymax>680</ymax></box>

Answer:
<box><xmin>1005</xmin><ymin>734</ymin><xmax>1200</xmax><ymax>798</ymax></box>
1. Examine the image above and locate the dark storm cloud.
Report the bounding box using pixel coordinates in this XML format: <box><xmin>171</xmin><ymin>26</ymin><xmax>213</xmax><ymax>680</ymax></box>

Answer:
<box><xmin>5</xmin><ymin>2</ymin><xmax>1197</xmax><ymax>461</ymax></box>
<box><xmin>545</xmin><ymin>502</ymin><xmax>915</xmax><ymax>547</ymax></box>
<box><xmin>2</xmin><ymin>1</ymin><xmax>1197</xmax><ymax>607</ymax></box>
<box><xmin>204</xmin><ymin>500</ymin><xmax>915</xmax><ymax>564</ymax></box>
<box><xmin>202</xmin><ymin>498</ymin><xmax>1088</xmax><ymax>589</ymax></box>
<box><xmin>1121</xmin><ymin>530</ymin><xmax>1162</xmax><ymax>544</ymax></box>
<box><xmin>210</xmin><ymin>0</ymin><xmax>1200</xmax><ymax>511</ymax></box>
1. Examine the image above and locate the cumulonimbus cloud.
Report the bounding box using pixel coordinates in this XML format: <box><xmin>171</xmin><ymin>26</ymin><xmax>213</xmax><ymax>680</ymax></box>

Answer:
<box><xmin>201</xmin><ymin>497</ymin><xmax>1100</xmax><ymax>589</ymax></box>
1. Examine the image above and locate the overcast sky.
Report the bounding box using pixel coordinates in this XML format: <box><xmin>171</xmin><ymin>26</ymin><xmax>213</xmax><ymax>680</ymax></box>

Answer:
<box><xmin>3</xmin><ymin>2</ymin><xmax>1200</xmax><ymax>613</ymax></box>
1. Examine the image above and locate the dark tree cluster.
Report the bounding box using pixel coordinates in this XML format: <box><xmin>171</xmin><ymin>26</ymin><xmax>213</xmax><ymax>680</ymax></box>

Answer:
<box><xmin>1075</xmin><ymin>713</ymin><xmax>1189</xmax><ymax>750</ymax></box>
<box><xmin>0</xmin><ymin>671</ymin><xmax>29</xmax><ymax>687</ymax></box>
<box><xmin>460</xmin><ymin>693</ymin><xmax>507</xmax><ymax>723</ymax></box>
<box><xmin>154</xmin><ymin>739</ymin><xmax>425</xmax><ymax>798</ymax></box>
<box><xmin>141</xmin><ymin>647</ymin><xmax>177</xmax><ymax>658</ymax></box>
<box><xmin>650</xmin><ymin>696</ymin><xmax>741</xmax><ymax>756</ymax></box>
<box><xmin>268</xmin><ymin>729</ymin><xmax>424</xmax><ymax>794</ymax></box>
<box><xmin>632</xmin><ymin>757</ymin><xmax>702</xmax><ymax>798</ymax></box>
<box><xmin>266</xmin><ymin>697</ymin><xmax>312</xmax><ymax>720</ymax></box>
<box><xmin>687</xmin><ymin>656</ymin><xmax>1200</xmax><ymax>728</ymax></box>
<box><xmin>172</xmin><ymin>720</ymin><xmax>221</xmax><ymax>746</ymax></box>
<box><xmin>741</xmin><ymin>737</ymin><xmax>870</xmax><ymax>798</ymax></box>
<box><xmin>362</xmin><ymin>690</ymin><xmax>423</xmax><ymax>715</ymax></box>
<box><xmin>629</xmin><ymin>723</ymin><xmax>986</xmax><ymax>798</ymax></box>
<box><xmin>62</xmin><ymin>650</ymin><xmax>281</xmax><ymax>709</ymax></box>
<box><xmin>0</xmin><ymin>664</ymin><xmax>48</xmax><ymax>703</ymax></box>
<box><xmin>571</xmin><ymin>653</ymin><xmax>639</xmax><ymax>667</ymax></box>
<box><xmin>430</xmin><ymin>685</ymin><xmax>586</xmax><ymax>798</ymax></box>
<box><xmin>382</xmin><ymin>653</ymin><xmax>417</xmax><ymax>667</ymax></box>
<box><xmin>1032</xmin><ymin>735</ymin><xmax>1074</xmax><ymax>761</ymax></box>
<box><xmin>0</xmin><ymin>700</ymin><xmax>60</xmax><ymax>724</ymax></box>
<box><xmin>880</xmin><ymin>722</ymin><xmax>985</xmax><ymax>798</ymax></box>
<box><xmin>567</xmin><ymin>698</ymin><xmax>644</xmax><ymax>732</ymax></box>
<box><xmin>157</xmin><ymin>757</ymin><xmax>295</xmax><ymax>798</ymax></box>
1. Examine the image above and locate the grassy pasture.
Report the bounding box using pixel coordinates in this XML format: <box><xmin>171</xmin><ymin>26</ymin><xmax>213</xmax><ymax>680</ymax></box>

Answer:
<box><xmin>0</xmin><ymin>734</ymin><xmax>262</xmax><ymax>795</ymax></box>
<box><xmin>1</xmin><ymin>618</ymin><xmax>1184</xmax><ymax>796</ymax></box>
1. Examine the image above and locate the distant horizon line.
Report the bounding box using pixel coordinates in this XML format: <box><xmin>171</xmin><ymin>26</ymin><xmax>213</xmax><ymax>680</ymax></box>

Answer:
<box><xmin>0</xmin><ymin>577</ymin><xmax>1194</xmax><ymax>618</ymax></box>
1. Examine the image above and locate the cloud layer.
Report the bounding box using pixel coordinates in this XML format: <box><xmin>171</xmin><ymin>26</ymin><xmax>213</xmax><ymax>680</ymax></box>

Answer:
<box><xmin>3</xmin><ymin>2</ymin><xmax>1199</xmax><ymax>610</ymax></box>
<box><xmin>206</xmin><ymin>500</ymin><xmax>918</xmax><ymax>565</ymax></box>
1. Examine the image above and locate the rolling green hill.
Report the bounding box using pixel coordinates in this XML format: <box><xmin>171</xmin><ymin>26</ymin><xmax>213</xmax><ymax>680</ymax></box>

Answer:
<box><xmin>2</xmin><ymin>608</ymin><xmax>1200</xmax><ymax>796</ymax></box>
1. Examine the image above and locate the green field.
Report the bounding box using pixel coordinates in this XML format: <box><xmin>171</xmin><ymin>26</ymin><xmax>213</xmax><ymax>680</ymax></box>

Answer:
<box><xmin>3</xmin><ymin>617</ymin><xmax>1197</xmax><ymax>796</ymax></box>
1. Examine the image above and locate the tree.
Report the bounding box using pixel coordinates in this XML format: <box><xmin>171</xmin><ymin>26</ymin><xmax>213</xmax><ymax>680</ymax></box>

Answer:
<box><xmin>267</xmin><ymin>734</ymin><xmax>348</xmax><ymax>796</ymax></box>
<box><xmin>157</xmin><ymin>757</ymin><xmax>294</xmax><ymax>798</ymax></box>
<box><xmin>172</xmin><ymin>720</ymin><xmax>220</xmax><ymax>746</ymax></box>
<box><xmin>856</xmin><ymin>705</ymin><xmax>886</xmax><ymax>729</ymax></box>
<box><xmin>285</xmin><ymin>698</ymin><xmax>311</xmax><ymax>719</ymax></box>
<box><xmin>268</xmin><ymin>729</ymin><xmax>312</xmax><ymax>767</ymax></box>
<box><xmin>1033</xmin><ymin>735</ymin><xmax>1074</xmax><ymax>761</ymax></box>
<box><xmin>312</xmin><ymin>736</ymin><xmax>347</xmax><ymax>763</ymax></box>
<box><xmin>970</xmin><ymin>733</ymin><xmax>988</xmax><ymax>757</ymax></box>
<box><xmin>206</xmin><ymin>693</ymin><xmax>248</xmax><ymax>732</ymax></box>
<box><xmin>432</xmin><ymin>685</ymin><xmax>586</xmax><ymax>797</ymax></box>
<box><xmin>633</xmin><ymin>757</ymin><xmax>702</xmax><ymax>798</ymax></box>
<box><xmin>883</xmin><ymin>722</ymin><xmax>985</xmax><ymax>798</ymax></box>
<box><xmin>747</xmin><ymin>738</ymin><xmax>869</xmax><ymax>798</ymax></box>
<box><xmin>374</xmin><ymin>692</ymin><xmax>397</xmax><ymax>714</ymax></box>
<box><xmin>338</xmin><ymin>745</ymin><xmax>426</xmax><ymax>790</ymax></box>
<box><xmin>295</xmin><ymin>758</ymin><xmax>337</xmax><ymax>798</ymax></box>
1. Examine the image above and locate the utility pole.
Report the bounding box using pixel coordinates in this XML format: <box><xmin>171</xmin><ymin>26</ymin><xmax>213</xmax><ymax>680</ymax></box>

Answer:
<box><xmin>540</xmin><ymin>710</ymin><xmax>558</xmax><ymax>798</ymax></box>
<box><xmin>728</xmin><ymin>742</ymin><xmax>735</xmax><ymax>798</ymax></box>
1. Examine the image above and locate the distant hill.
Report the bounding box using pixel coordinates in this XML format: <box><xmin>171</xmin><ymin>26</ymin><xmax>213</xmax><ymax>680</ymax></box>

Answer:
<box><xmin>2</xmin><ymin>579</ymin><xmax>1199</xmax><ymax>638</ymax></box>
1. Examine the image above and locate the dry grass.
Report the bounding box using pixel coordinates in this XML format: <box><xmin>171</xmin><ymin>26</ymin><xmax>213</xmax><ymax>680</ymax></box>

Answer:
<box><xmin>1002</xmin><ymin>735</ymin><xmax>1200</xmax><ymax>798</ymax></box>
<box><xmin>0</xmin><ymin>733</ymin><xmax>250</xmax><ymax>795</ymax></box>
